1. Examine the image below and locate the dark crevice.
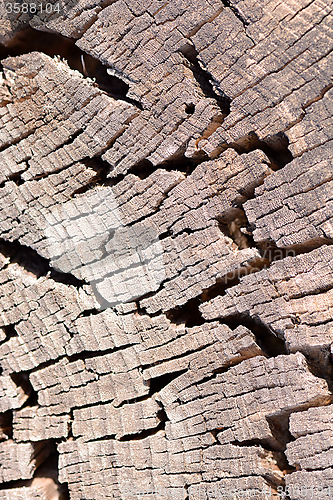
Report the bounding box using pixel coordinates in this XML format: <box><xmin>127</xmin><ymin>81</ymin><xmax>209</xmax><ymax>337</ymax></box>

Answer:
<box><xmin>82</xmin><ymin>53</ymin><xmax>143</xmax><ymax>109</ymax></box>
<box><xmin>221</xmin><ymin>315</ymin><xmax>288</xmax><ymax>357</ymax></box>
<box><xmin>201</xmin><ymin>259</ymin><xmax>268</xmax><ymax>302</ymax></box>
<box><xmin>71</xmin><ymin>157</ymin><xmax>116</xmax><ymax>195</ymax></box>
<box><xmin>201</xmin><ymin>211</ymin><xmax>304</xmax><ymax>303</ymax></box>
<box><xmin>60</xmin><ymin>129</ymin><xmax>83</xmax><ymax>148</ymax></box>
<box><xmin>221</xmin><ymin>0</ymin><xmax>250</xmax><ymax>27</ymax></box>
<box><xmin>44</xmin><ymin>451</ymin><xmax>70</xmax><ymax>500</ymax></box>
<box><xmin>327</xmin><ymin>352</ymin><xmax>333</xmax><ymax>386</ymax></box>
<box><xmin>157</xmin><ymin>229</ymin><xmax>173</xmax><ymax>241</ymax></box>
<box><xmin>78</xmin><ymin>308</ymin><xmax>103</xmax><ymax>318</ymax></box>
<box><xmin>0</xmin><ymin>27</ymin><xmax>142</xmax><ymax>108</ymax></box>
<box><xmin>303</xmin><ymin>350</ymin><xmax>333</xmax><ymax>388</ymax></box>
<box><xmin>200</xmin><ymin>265</ymin><xmax>266</xmax><ymax>306</ymax></box>
<box><xmin>165</xmin><ymin>298</ymin><xmax>205</xmax><ymax>328</ymax></box>
<box><xmin>104</xmin><ymin>392</ymin><xmax>153</xmax><ymax>409</ymax></box>
<box><xmin>179</xmin><ymin>44</ymin><xmax>231</xmax><ymax>115</ymax></box>
<box><xmin>224</xmin><ymin>215</ymin><xmax>333</xmax><ymax>263</ymax></box>
<box><xmin>263</xmin><ymin>476</ymin><xmax>289</xmax><ymax>493</ymax></box>
<box><xmin>127</xmin><ymin>149</ymin><xmax>210</xmax><ymax>180</ymax></box>
<box><xmin>1</xmin><ymin>324</ymin><xmax>18</xmax><ymax>340</ymax></box>
<box><xmin>201</xmin><ymin>278</ymin><xmax>242</xmax><ymax>302</ymax></box>
<box><xmin>265</xmin><ymin>414</ymin><xmax>295</xmax><ymax>451</ymax></box>
<box><xmin>0</xmin><ymin>29</ymin><xmax>84</xmax><ymax>69</ymax></box>
<box><xmin>65</xmin><ymin>342</ymin><xmax>137</xmax><ymax>364</ymax></box>
<box><xmin>10</xmin><ymin>372</ymin><xmax>33</xmax><ymax>400</ymax></box>
<box><xmin>184</xmin><ymin>483</ymin><xmax>190</xmax><ymax>500</ymax></box>
<box><xmin>0</xmin><ymin>411</ymin><xmax>13</xmax><ymax>439</ymax></box>
<box><xmin>0</xmin><ymin>478</ymin><xmax>34</xmax><ymax>491</ymax></box>
<box><xmin>0</xmin><ymin>171</ymin><xmax>25</xmax><ymax>189</ymax></box>
<box><xmin>263</xmin><ymin>401</ymin><xmax>333</xmax><ymax>479</ymax></box>
<box><xmin>75</xmin><ymin>409</ymin><xmax>166</xmax><ymax>442</ymax></box>
<box><xmin>148</xmin><ymin>369</ymin><xmax>188</xmax><ymax>396</ymax></box>
<box><xmin>231</xmin><ymin>131</ymin><xmax>294</xmax><ymax>170</ymax></box>
<box><xmin>21</xmin><ymin>387</ymin><xmax>39</xmax><ymax>408</ymax></box>
<box><xmin>78</xmin><ymin>432</ymin><xmax>116</xmax><ymax>443</ymax></box>
<box><xmin>256</xmin><ymin>240</ymin><xmax>299</xmax><ymax>263</ymax></box>
<box><xmin>226</xmin><ymin>436</ymin><xmax>287</xmax><ymax>454</ymax></box>
<box><xmin>67</xmin><ymin>410</ymin><xmax>74</xmax><ymax>439</ymax></box>
<box><xmin>118</xmin><ymin>419</ymin><xmax>166</xmax><ymax>441</ymax></box>
<box><xmin>25</xmin><ymin>339</ymin><xmax>141</xmax><ymax>377</ymax></box>
<box><xmin>185</xmin><ymin>102</ymin><xmax>195</xmax><ymax>114</ymax></box>
<box><xmin>135</xmin><ymin>300</ymin><xmax>162</xmax><ymax>319</ymax></box>
<box><xmin>265</xmin><ymin>238</ymin><xmax>333</xmax><ymax>256</ymax></box>
<box><xmin>160</xmin><ymin>149</ymin><xmax>211</xmax><ymax>174</ymax></box>
<box><xmin>218</xmin><ymin>207</ymin><xmax>255</xmax><ymax>250</ymax></box>
<box><xmin>156</xmin><ymin>399</ymin><xmax>168</xmax><ymax>420</ymax></box>
<box><xmin>126</xmin><ymin>159</ymin><xmax>157</xmax><ymax>180</ymax></box>
<box><xmin>198</xmin><ymin>250</ymin><xmax>293</xmax><ymax>305</ymax></box>
<box><xmin>0</xmin><ymin>239</ymin><xmax>85</xmax><ymax>288</ymax></box>
<box><xmin>23</xmin><ymin>355</ymin><xmax>68</xmax><ymax>377</ymax></box>
<box><xmin>19</xmin><ymin>340</ymin><xmax>137</xmax><ymax>377</ymax></box>
<box><xmin>26</xmin><ymin>143</ymin><xmax>210</xmax><ymax>197</ymax></box>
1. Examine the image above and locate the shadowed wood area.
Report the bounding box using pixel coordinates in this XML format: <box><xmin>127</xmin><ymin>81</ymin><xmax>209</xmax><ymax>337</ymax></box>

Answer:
<box><xmin>0</xmin><ymin>0</ymin><xmax>332</xmax><ymax>498</ymax></box>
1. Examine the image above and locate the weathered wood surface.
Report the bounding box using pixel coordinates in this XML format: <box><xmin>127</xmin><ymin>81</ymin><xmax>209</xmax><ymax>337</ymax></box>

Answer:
<box><xmin>0</xmin><ymin>477</ymin><xmax>61</xmax><ymax>500</ymax></box>
<box><xmin>284</xmin><ymin>405</ymin><xmax>333</xmax><ymax>499</ymax></box>
<box><xmin>0</xmin><ymin>0</ymin><xmax>332</xmax><ymax>498</ymax></box>
<box><xmin>200</xmin><ymin>245</ymin><xmax>333</xmax><ymax>365</ymax></box>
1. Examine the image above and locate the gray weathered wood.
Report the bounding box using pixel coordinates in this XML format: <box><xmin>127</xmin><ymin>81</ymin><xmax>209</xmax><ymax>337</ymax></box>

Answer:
<box><xmin>0</xmin><ymin>0</ymin><xmax>332</xmax><ymax>497</ymax></box>
<box><xmin>285</xmin><ymin>405</ymin><xmax>333</xmax><ymax>499</ymax></box>
<box><xmin>200</xmin><ymin>245</ymin><xmax>333</xmax><ymax>364</ymax></box>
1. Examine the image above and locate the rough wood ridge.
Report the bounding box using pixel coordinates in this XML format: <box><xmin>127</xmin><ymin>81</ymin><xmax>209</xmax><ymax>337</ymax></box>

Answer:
<box><xmin>0</xmin><ymin>0</ymin><xmax>332</xmax><ymax>498</ymax></box>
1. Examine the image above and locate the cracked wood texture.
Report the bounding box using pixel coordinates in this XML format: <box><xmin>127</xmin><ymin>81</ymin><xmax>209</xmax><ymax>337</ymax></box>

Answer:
<box><xmin>0</xmin><ymin>0</ymin><xmax>332</xmax><ymax>498</ymax></box>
